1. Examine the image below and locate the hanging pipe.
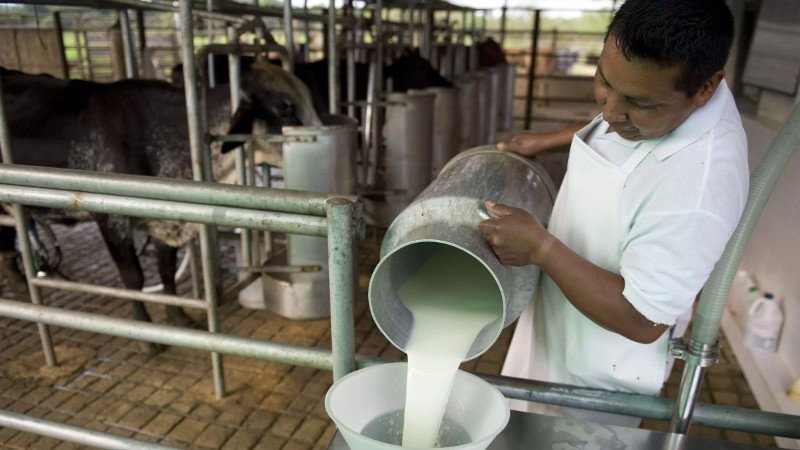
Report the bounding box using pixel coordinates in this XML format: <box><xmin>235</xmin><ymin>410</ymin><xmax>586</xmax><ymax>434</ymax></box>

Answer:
<box><xmin>670</xmin><ymin>98</ymin><xmax>800</xmax><ymax>433</ymax></box>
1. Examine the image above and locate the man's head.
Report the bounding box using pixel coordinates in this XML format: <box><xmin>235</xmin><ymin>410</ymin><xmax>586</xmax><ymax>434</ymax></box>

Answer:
<box><xmin>595</xmin><ymin>0</ymin><xmax>734</xmax><ymax>140</ymax></box>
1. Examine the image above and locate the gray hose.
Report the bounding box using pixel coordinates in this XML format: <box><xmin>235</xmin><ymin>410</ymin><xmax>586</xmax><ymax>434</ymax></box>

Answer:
<box><xmin>692</xmin><ymin>101</ymin><xmax>800</xmax><ymax>346</ymax></box>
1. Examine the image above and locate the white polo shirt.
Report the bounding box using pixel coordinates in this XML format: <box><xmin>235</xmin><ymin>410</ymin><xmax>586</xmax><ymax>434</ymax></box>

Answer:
<box><xmin>586</xmin><ymin>80</ymin><xmax>749</xmax><ymax>326</ymax></box>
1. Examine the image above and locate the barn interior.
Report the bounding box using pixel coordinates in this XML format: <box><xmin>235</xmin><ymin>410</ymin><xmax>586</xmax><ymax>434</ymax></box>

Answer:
<box><xmin>0</xmin><ymin>0</ymin><xmax>799</xmax><ymax>449</ymax></box>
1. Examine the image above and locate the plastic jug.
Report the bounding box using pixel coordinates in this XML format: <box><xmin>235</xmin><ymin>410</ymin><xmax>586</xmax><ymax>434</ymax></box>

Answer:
<box><xmin>743</xmin><ymin>292</ymin><xmax>783</xmax><ymax>352</ymax></box>
<box><xmin>727</xmin><ymin>270</ymin><xmax>760</xmax><ymax>328</ymax></box>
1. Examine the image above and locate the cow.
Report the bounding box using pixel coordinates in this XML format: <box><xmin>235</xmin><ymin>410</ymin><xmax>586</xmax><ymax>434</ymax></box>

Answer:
<box><xmin>173</xmin><ymin>48</ymin><xmax>452</xmax><ymax>116</ymax></box>
<box><xmin>476</xmin><ymin>37</ymin><xmax>508</xmax><ymax>68</ymax></box>
<box><xmin>0</xmin><ymin>65</ymin><xmax>318</xmax><ymax>350</ymax></box>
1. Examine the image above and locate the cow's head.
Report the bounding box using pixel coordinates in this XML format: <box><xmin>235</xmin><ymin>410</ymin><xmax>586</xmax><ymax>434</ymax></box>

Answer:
<box><xmin>385</xmin><ymin>48</ymin><xmax>452</xmax><ymax>92</ymax></box>
<box><xmin>220</xmin><ymin>60</ymin><xmax>322</xmax><ymax>153</ymax></box>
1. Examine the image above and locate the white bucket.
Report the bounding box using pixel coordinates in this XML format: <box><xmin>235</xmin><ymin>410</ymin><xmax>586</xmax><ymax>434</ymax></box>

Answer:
<box><xmin>325</xmin><ymin>363</ymin><xmax>509</xmax><ymax>450</ymax></box>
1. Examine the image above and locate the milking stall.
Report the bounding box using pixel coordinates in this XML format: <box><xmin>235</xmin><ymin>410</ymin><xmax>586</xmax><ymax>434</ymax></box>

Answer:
<box><xmin>0</xmin><ymin>0</ymin><xmax>799</xmax><ymax>448</ymax></box>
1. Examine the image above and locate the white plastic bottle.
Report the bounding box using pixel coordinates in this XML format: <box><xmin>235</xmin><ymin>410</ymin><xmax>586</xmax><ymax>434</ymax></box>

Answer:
<box><xmin>728</xmin><ymin>270</ymin><xmax>757</xmax><ymax>325</ymax></box>
<box><xmin>742</xmin><ymin>292</ymin><xmax>783</xmax><ymax>352</ymax></box>
<box><xmin>736</xmin><ymin>284</ymin><xmax>762</xmax><ymax>329</ymax></box>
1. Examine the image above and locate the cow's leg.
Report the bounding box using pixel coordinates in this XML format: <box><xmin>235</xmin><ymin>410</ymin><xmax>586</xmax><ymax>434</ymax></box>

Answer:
<box><xmin>0</xmin><ymin>226</ymin><xmax>29</xmax><ymax>301</ymax></box>
<box><xmin>94</xmin><ymin>214</ymin><xmax>162</xmax><ymax>353</ymax></box>
<box><xmin>154</xmin><ymin>240</ymin><xmax>202</xmax><ymax>329</ymax></box>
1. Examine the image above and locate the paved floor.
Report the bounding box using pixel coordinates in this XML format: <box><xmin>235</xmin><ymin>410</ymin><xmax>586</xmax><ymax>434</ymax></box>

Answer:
<box><xmin>0</xmin><ymin>222</ymin><xmax>780</xmax><ymax>449</ymax></box>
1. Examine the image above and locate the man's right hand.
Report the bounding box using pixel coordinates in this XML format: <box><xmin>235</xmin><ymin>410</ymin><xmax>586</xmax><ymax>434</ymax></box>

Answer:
<box><xmin>497</xmin><ymin>121</ymin><xmax>590</xmax><ymax>157</ymax></box>
<box><xmin>496</xmin><ymin>131</ymin><xmax>553</xmax><ymax>157</ymax></box>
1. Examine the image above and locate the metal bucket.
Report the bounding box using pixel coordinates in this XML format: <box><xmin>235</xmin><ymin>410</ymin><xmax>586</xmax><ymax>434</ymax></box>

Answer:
<box><xmin>456</xmin><ymin>76</ymin><xmax>480</xmax><ymax>151</ymax></box>
<box><xmin>368</xmin><ymin>146</ymin><xmax>556</xmax><ymax>359</ymax></box>
<box><xmin>256</xmin><ymin>114</ymin><xmax>358</xmax><ymax>319</ymax></box>
<box><xmin>364</xmin><ymin>89</ymin><xmax>435</xmax><ymax>227</ymax></box>
<box><xmin>425</xmin><ymin>86</ymin><xmax>461</xmax><ymax>178</ymax></box>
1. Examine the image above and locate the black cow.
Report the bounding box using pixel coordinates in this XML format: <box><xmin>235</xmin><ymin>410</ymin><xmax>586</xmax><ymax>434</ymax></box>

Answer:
<box><xmin>0</xmin><ymin>66</ymin><xmax>315</xmax><ymax>346</ymax></box>
<box><xmin>476</xmin><ymin>37</ymin><xmax>508</xmax><ymax>68</ymax></box>
<box><xmin>174</xmin><ymin>49</ymin><xmax>452</xmax><ymax>116</ymax></box>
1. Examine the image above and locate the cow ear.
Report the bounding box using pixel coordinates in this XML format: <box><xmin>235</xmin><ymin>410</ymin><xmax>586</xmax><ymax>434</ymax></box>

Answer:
<box><xmin>221</xmin><ymin>99</ymin><xmax>259</xmax><ymax>153</ymax></box>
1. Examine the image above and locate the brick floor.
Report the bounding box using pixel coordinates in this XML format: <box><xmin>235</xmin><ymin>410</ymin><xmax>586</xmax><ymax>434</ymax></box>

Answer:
<box><xmin>0</xmin><ymin>222</ymin><xmax>781</xmax><ymax>449</ymax></box>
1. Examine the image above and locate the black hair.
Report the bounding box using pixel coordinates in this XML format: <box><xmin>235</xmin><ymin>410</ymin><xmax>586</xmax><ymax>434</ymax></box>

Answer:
<box><xmin>605</xmin><ymin>0</ymin><xmax>734</xmax><ymax>97</ymax></box>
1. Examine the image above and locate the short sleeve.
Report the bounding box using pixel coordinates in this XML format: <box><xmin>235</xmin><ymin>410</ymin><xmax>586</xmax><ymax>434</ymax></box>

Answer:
<box><xmin>620</xmin><ymin>209</ymin><xmax>735</xmax><ymax>325</ymax></box>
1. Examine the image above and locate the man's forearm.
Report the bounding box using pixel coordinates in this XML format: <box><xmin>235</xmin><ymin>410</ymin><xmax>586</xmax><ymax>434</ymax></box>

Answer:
<box><xmin>538</xmin><ymin>238</ymin><xmax>669</xmax><ymax>343</ymax></box>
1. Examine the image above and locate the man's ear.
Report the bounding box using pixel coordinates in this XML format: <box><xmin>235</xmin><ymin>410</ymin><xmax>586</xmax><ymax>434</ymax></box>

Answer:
<box><xmin>692</xmin><ymin>70</ymin><xmax>725</xmax><ymax>108</ymax></box>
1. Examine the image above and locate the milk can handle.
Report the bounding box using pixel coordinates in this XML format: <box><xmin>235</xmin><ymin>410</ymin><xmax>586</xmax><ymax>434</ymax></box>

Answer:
<box><xmin>477</xmin><ymin>202</ymin><xmax>491</xmax><ymax>220</ymax></box>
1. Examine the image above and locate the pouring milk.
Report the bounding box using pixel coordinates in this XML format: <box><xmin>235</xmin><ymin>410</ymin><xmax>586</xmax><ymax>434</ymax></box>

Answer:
<box><xmin>396</xmin><ymin>245</ymin><xmax>502</xmax><ymax>448</ymax></box>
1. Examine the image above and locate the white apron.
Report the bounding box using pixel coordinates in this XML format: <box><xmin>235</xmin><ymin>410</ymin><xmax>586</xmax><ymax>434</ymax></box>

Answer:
<box><xmin>502</xmin><ymin>117</ymin><xmax>670</xmax><ymax>426</ymax></box>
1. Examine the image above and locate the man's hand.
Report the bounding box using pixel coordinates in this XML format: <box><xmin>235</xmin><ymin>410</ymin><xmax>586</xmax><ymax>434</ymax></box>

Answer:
<box><xmin>496</xmin><ymin>131</ymin><xmax>551</xmax><ymax>157</ymax></box>
<box><xmin>497</xmin><ymin>121</ymin><xmax>590</xmax><ymax>156</ymax></box>
<box><xmin>477</xmin><ymin>201</ymin><xmax>556</xmax><ymax>266</ymax></box>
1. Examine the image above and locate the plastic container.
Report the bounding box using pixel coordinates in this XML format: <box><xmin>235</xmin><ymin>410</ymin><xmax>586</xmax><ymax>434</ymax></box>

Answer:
<box><xmin>728</xmin><ymin>270</ymin><xmax>760</xmax><ymax>328</ymax></box>
<box><xmin>325</xmin><ymin>363</ymin><xmax>509</xmax><ymax>450</ymax></box>
<box><xmin>742</xmin><ymin>292</ymin><xmax>783</xmax><ymax>352</ymax></box>
<box><xmin>789</xmin><ymin>378</ymin><xmax>800</xmax><ymax>403</ymax></box>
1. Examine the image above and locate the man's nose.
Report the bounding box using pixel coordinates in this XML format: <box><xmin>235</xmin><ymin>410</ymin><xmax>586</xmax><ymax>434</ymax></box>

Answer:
<box><xmin>602</xmin><ymin>92</ymin><xmax>628</xmax><ymax>123</ymax></box>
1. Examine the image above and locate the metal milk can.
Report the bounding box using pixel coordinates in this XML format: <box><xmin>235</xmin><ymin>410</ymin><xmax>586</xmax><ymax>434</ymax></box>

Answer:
<box><xmin>369</xmin><ymin>146</ymin><xmax>556</xmax><ymax>359</ymax></box>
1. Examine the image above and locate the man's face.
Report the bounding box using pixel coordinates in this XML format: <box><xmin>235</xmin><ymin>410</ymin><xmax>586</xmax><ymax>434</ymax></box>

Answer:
<box><xmin>594</xmin><ymin>37</ymin><xmax>702</xmax><ymax>141</ymax></box>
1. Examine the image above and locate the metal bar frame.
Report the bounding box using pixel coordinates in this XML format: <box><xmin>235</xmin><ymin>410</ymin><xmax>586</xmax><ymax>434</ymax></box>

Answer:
<box><xmin>523</xmin><ymin>9</ymin><xmax>540</xmax><ymax>129</ymax></box>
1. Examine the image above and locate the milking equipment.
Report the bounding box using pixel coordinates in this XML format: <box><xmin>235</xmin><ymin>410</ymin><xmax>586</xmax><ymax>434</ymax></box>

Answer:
<box><xmin>239</xmin><ymin>115</ymin><xmax>358</xmax><ymax>319</ymax></box>
<box><xmin>499</xmin><ymin>64</ymin><xmax>517</xmax><ymax>132</ymax></box>
<box><xmin>456</xmin><ymin>75</ymin><xmax>481</xmax><ymax>151</ymax></box>
<box><xmin>364</xmin><ymin>90</ymin><xmax>435</xmax><ymax>227</ymax></box>
<box><xmin>425</xmin><ymin>86</ymin><xmax>460</xmax><ymax>178</ymax></box>
<box><xmin>369</xmin><ymin>146</ymin><xmax>556</xmax><ymax>360</ymax></box>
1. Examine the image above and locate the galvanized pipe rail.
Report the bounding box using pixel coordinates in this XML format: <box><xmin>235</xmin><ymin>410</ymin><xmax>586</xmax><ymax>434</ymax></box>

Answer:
<box><xmin>0</xmin><ymin>408</ymin><xmax>179</xmax><ymax>450</ymax></box>
<box><xmin>0</xmin><ymin>164</ymin><xmax>360</xmax><ymax>221</ymax></box>
<box><xmin>1</xmin><ymin>297</ymin><xmax>797</xmax><ymax>440</ymax></box>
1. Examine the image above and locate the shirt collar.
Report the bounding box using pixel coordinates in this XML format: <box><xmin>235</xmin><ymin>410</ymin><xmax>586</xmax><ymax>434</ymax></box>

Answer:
<box><xmin>586</xmin><ymin>80</ymin><xmax>732</xmax><ymax>160</ymax></box>
<box><xmin>651</xmin><ymin>79</ymin><xmax>731</xmax><ymax>160</ymax></box>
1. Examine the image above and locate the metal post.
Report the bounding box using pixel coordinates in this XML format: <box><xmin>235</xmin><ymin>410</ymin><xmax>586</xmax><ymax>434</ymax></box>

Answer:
<box><xmin>283</xmin><ymin>0</ymin><xmax>295</xmax><ymax>72</ymax></box>
<box><xmin>460</xmin><ymin>9</ymin><xmax>467</xmax><ymax>45</ymax></box>
<box><xmin>327</xmin><ymin>0</ymin><xmax>338</xmax><ymax>115</ymax></box>
<box><xmin>326</xmin><ymin>199</ymin><xmax>356</xmax><ymax>381</ymax></box>
<box><xmin>52</xmin><ymin>12</ymin><xmax>69</xmax><ymax>79</ymax></box>
<box><xmin>135</xmin><ymin>10</ymin><xmax>147</xmax><ymax>78</ymax></box>
<box><xmin>303</xmin><ymin>0</ymin><xmax>311</xmax><ymax>61</ymax></box>
<box><xmin>371</xmin><ymin>0</ymin><xmax>384</xmax><ymax>188</ymax></box>
<box><xmin>227</xmin><ymin>25</ymin><xmax>254</xmax><ymax>269</ymax></box>
<box><xmin>178</xmin><ymin>0</ymin><xmax>225</xmax><ymax>399</ymax></box>
<box><xmin>669</xmin><ymin>341</ymin><xmax>716</xmax><ymax>433</ymax></box>
<box><xmin>0</xmin><ymin>74</ymin><xmax>57</xmax><ymax>368</ymax></box>
<box><xmin>422</xmin><ymin>3</ymin><xmax>433</xmax><ymax>61</ymax></box>
<box><xmin>523</xmin><ymin>9</ymin><xmax>540</xmax><ymax>129</ymax></box>
<box><xmin>346</xmin><ymin>24</ymin><xmax>356</xmax><ymax>118</ymax></box>
<box><xmin>499</xmin><ymin>6</ymin><xmax>507</xmax><ymax>47</ymax></box>
<box><xmin>118</xmin><ymin>9</ymin><xmax>138</xmax><ymax>78</ymax></box>
<box><xmin>207</xmin><ymin>0</ymin><xmax>216</xmax><ymax>88</ymax></box>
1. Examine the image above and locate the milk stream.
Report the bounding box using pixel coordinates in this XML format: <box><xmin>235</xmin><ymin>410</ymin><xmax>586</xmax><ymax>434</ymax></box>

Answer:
<box><xmin>396</xmin><ymin>245</ymin><xmax>501</xmax><ymax>448</ymax></box>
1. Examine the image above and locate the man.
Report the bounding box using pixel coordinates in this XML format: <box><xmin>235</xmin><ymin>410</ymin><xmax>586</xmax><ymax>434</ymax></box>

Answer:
<box><xmin>478</xmin><ymin>0</ymin><xmax>748</xmax><ymax>425</ymax></box>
